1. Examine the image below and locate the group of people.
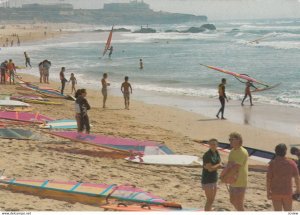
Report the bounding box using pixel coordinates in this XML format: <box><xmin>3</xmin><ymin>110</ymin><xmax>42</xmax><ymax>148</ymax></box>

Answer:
<box><xmin>216</xmin><ymin>78</ymin><xmax>255</xmax><ymax>120</ymax></box>
<box><xmin>2</xmin><ymin>34</ymin><xmax>20</xmax><ymax>47</ymax></box>
<box><xmin>38</xmin><ymin>59</ymin><xmax>51</xmax><ymax>84</ymax></box>
<box><xmin>59</xmin><ymin>67</ymin><xmax>77</xmax><ymax>95</ymax></box>
<box><xmin>202</xmin><ymin>132</ymin><xmax>300</xmax><ymax>211</ymax></box>
<box><xmin>101</xmin><ymin>73</ymin><xmax>133</xmax><ymax>110</ymax></box>
<box><xmin>0</xmin><ymin>59</ymin><xmax>16</xmax><ymax>84</ymax></box>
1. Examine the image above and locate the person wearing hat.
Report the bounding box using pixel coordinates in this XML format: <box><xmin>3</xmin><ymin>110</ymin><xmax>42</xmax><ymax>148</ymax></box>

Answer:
<box><xmin>267</xmin><ymin>143</ymin><xmax>300</xmax><ymax>211</ymax></box>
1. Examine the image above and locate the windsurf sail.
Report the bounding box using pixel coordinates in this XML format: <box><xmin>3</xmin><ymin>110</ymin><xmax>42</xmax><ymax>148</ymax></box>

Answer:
<box><xmin>102</xmin><ymin>26</ymin><xmax>113</xmax><ymax>56</ymax></box>
<box><xmin>0</xmin><ymin>128</ymin><xmax>37</xmax><ymax>140</ymax></box>
<box><xmin>0</xmin><ymin>111</ymin><xmax>54</xmax><ymax>123</ymax></box>
<box><xmin>0</xmin><ymin>178</ymin><xmax>170</xmax><ymax>207</ymax></box>
<box><xmin>195</xmin><ymin>140</ymin><xmax>275</xmax><ymax>164</ymax></box>
<box><xmin>200</xmin><ymin>64</ymin><xmax>269</xmax><ymax>87</ymax></box>
<box><xmin>47</xmin><ymin>131</ymin><xmax>174</xmax><ymax>155</ymax></box>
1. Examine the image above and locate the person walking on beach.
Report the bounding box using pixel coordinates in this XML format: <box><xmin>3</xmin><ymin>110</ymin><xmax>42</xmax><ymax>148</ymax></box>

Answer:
<box><xmin>227</xmin><ymin>132</ymin><xmax>248</xmax><ymax>211</ymax></box>
<box><xmin>38</xmin><ymin>61</ymin><xmax>44</xmax><ymax>83</ymax></box>
<box><xmin>76</xmin><ymin>89</ymin><xmax>91</xmax><ymax>134</ymax></box>
<box><xmin>69</xmin><ymin>73</ymin><xmax>77</xmax><ymax>94</ymax></box>
<box><xmin>241</xmin><ymin>81</ymin><xmax>256</xmax><ymax>106</ymax></box>
<box><xmin>59</xmin><ymin>67</ymin><xmax>67</xmax><ymax>95</ymax></box>
<box><xmin>121</xmin><ymin>76</ymin><xmax>133</xmax><ymax>110</ymax></box>
<box><xmin>201</xmin><ymin>138</ymin><xmax>222</xmax><ymax>211</ymax></box>
<box><xmin>0</xmin><ymin>60</ymin><xmax>7</xmax><ymax>84</ymax></box>
<box><xmin>108</xmin><ymin>46</ymin><xmax>113</xmax><ymax>58</ymax></box>
<box><xmin>216</xmin><ymin>78</ymin><xmax>228</xmax><ymax>120</ymax></box>
<box><xmin>267</xmin><ymin>144</ymin><xmax>300</xmax><ymax>211</ymax></box>
<box><xmin>101</xmin><ymin>73</ymin><xmax>110</xmax><ymax>108</ymax></box>
<box><xmin>43</xmin><ymin>60</ymin><xmax>51</xmax><ymax>84</ymax></box>
<box><xmin>24</xmin><ymin>52</ymin><xmax>31</xmax><ymax>68</ymax></box>
<box><xmin>139</xmin><ymin>59</ymin><xmax>143</xmax><ymax>69</ymax></box>
<box><xmin>7</xmin><ymin>59</ymin><xmax>16</xmax><ymax>85</ymax></box>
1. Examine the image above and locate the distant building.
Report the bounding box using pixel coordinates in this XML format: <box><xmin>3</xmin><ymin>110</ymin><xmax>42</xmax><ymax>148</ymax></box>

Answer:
<box><xmin>103</xmin><ymin>0</ymin><xmax>150</xmax><ymax>12</ymax></box>
<box><xmin>22</xmin><ymin>3</ymin><xmax>73</xmax><ymax>10</ymax></box>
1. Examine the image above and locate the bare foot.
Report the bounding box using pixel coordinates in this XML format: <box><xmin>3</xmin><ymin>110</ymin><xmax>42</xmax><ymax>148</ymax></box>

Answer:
<box><xmin>216</xmin><ymin>115</ymin><xmax>219</xmax><ymax>119</ymax></box>
<box><xmin>221</xmin><ymin>117</ymin><xmax>226</xmax><ymax>120</ymax></box>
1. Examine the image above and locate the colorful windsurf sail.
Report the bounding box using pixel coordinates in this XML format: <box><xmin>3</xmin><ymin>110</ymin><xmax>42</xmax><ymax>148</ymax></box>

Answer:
<box><xmin>102</xmin><ymin>26</ymin><xmax>113</xmax><ymax>56</ymax></box>
<box><xmin>200</xmin><ymin>64</ymin><xmax>269</xmax><ymax>87</ymax></box>
<box><xmin>0</xmin><ymin>111</ymin><xmax>53</xmax><ymax>123</ymax></box>
<box><xmin>47</xmin><ymin>131</ymin><xmax>174</xmax><ymax>155</ymax></box>
<box><xmin>0</xmin><ymin>178</ymin><xmax>169</xmax><ymax>207</ymax></box>
<box><xmin>0</xmin><ymin>128</ymin><xmax>37</xmax><ymax>140</ymax></box>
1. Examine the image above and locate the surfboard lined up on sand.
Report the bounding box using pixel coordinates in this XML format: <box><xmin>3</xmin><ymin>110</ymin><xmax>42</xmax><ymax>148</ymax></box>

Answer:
<box><xmin>47</xmin><ymin>131</ymin><xmax>174</xmax><ymax>156</ymax></box>
<box><xmin>0</xmin><ymin>100</ymin><xmax>30</xmax><ymax>107</ymax></box>
<box><xmin>39</xmin><ymin>119</ymin><xmax>78</xmax><ymax>129</ymax></box>
<box><xmin>0</xmin><ymin>178</ymin><xmax>169</xmax><ymax>207</ymax></box>
<box><xmin>0</xmin><ymin>128</ymin><xmax>37</xmax><ymax>140</ymax></box>
<box><xmin>0</xmin><ymin>111</ymin><xmax>54</xmax><ymax>123</ymax></box>
<box><xmin>125</xmin><ymin>155</ymin><xmax>203</xmax><ymax>167</ymax></box>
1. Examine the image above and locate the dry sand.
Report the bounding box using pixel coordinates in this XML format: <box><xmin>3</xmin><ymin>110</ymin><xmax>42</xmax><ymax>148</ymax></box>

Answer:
<box><xmin>0</xmin><ymin>26</ymin><xmax>299</xmax><ymax>211</ymax></box>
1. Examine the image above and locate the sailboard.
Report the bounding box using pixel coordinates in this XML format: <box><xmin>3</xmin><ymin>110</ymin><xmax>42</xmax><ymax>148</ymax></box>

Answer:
<box><xmin>125</xmin><ymin>155</ymin><xmax>203</xmax><ymax>167</ymax></box>
<box><xmin>0</xmin><ymin>128</ymin><xmax>37</xmax><ymax>140</ymax></box>
<box><xmin>102</xmin><ymin>26</ymin><xmax>113</xmax><ymax>57</ymax></box>
<box><xmin>39</xmin><ymin>119</ymin><xmax>78</xmax><ymax>129</ymax></box>
<box><xmin>0</xmin><ymin>111</ymin><xmax>54</xmax><ymax>124</ymax></box>
<box><xmin>200</xmin><ymin>64</ymin><xmax>280</xmax><ymax>90</ymax></box>
<box><xmin>0</xmin><ymin>178</ymin><xmax>171</xmax><ymax>207</ymax></box>
<box><xmin>248</xmin><ymin>33</ymin><xmax>276</xmax><ymax>44</ymax></box>
<box><xmin>251</xmin><ymin>83</ymin><xmax>281</xmax><ymax>93</ymax></box>
<box><xmin>46</xmin><ymin>131</ymin><xmax>174</xmax><ymax>155</ymax></box>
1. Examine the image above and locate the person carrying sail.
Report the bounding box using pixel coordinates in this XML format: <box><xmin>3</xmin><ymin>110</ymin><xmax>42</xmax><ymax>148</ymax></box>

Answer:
<box><xmin>216</xmin><ymin>78</ymin><xmax>228</xmax><ymax>120</ymax></box>
<box><xmin>241</xmin><ymin>81</ymin><xmax>256</xmax><ymax>106</ymax></box>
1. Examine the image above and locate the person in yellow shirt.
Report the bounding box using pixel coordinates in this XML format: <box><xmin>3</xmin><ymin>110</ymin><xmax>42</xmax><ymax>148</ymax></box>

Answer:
<box><xmin>228</xmin><ymin>132</ymin><xmax>249</xmax><ymax>211</ymax></box>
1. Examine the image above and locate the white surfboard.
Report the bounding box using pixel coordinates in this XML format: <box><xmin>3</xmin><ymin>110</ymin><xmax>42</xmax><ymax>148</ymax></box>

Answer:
<box><xmin>39</xmin><ymin>119</ymin><xmax>77</xmax><ymax>129</ymax></box>
<box><xmin>125</xmin><ymin>155</ymin><xmax>203</xmax><ymax>167</ymax></box>
<box><xmin>0</xmin><ymin>100</ymin><xmax>30</xmax><ymax>107</ymax></box>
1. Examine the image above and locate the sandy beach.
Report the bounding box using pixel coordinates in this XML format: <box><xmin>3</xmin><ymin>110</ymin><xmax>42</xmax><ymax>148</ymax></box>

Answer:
<box><xmin>0</xmin><ymin>26</ymin><xmax>300</xmax><ymax>211</ymax></box>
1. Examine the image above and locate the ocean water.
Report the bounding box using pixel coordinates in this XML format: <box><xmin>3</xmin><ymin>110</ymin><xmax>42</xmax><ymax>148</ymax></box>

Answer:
<box><xmin>1</xmin><ymin>19</ymin><xmax>300</xmax><ymax>110</ymax></box>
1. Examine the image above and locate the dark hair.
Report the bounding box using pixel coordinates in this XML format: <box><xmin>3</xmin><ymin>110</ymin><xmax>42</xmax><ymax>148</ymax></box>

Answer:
<box><xmin>222</xmin><ymin>78</ymin><xmax>226</xmax><ymax>83</ymax></box>
<box><xmin>74</xmin><ymin>89</ymin><xmax>82</xmax><ymax>98</ymax></box>
<box><xmin>291</xmin><ymin>147</ymin><xmax>300</xmax><ymax>156</ymax></box>
<box><xmin>125</xmin><ymin>76</ymin><xmax>129</xmax><ymax>81</ymax></box>
<box><xmin>61</xmin><ymin>67</ymin><xmax>65</xmax><ymax>70</ymax></box>
<box><xmin>81</xmin><ymin>88</ymin><xmax>86</xmax><ymax>94</ymax></box>
<box><xmin>275</xmin><ymin>143</ymin><xmax>287</xmax><ymax>157</ymax></box>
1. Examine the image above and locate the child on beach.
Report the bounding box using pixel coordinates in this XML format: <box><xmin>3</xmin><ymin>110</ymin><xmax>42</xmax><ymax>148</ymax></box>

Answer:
<box><xmin>241</xmin><ymin>81</ymin><xmax>256</xmax><ymax>106</ymax></box>
<box><xmin>7</xmin><ymin>59</ymin><xmax>16</xmax><ymax>85</ymax></box>
<box><xmin>121</xmin><ymin>76</ymin><xmax>132</xmax><ymax>110</ymax></box>
<box><xmin>101</xmin><ymin>73</ymin><xmax>110</xmax><ymax>108</ymax></box>
<box><xmin>76</xmin><ymin>89</ymin><xmax>91</xmax><ymax>134</ymax></box>
<box><xmin>69</xmin><ymin>73</ymin><xmax>77</xmax><ymax>94</ymax></box>
<box><xmin>216</xmin><ymin>78</ymin><xmax>228</xmax><ymax>120</ymax></box>
<box><xmin>201</xmin><ymin>139</ymin><xmax>222</xmax><ymax>211</ymax></box>
<box><xmin>24</xmin><ymin>52</ymin><xmax>31</xmax><ymax>68</ymax></box>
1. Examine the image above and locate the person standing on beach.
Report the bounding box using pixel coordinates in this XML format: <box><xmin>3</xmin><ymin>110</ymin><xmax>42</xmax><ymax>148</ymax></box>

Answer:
<box><xmin>76</xmin><ymin>89</ymin><xmax>91</xmax><ymax>134</ymax></box>
<box><xmin>201</xmin><ymin>138</ymin><xmax>222</xmax><ymax>211</ymax></box>
<box><xmin>17</xmin><ymin>36</ymin><xmax>20</xmax><ymax>46</ymax></box>
<box><xmin>7</xmin><ymin>59</ymin><xmax>16</xmax><ymax>85</ymax></box>
<box><xmin>24</xmin><ymin>52</ymin><xmax>31</xmax><ymax>68</ymax></box>
<box><xmin>101</xmin><ymin>73</ymin><xmax>110</xmax><ymax>108</ymax></box>
<box><xmin>121</xmin><ymin>76</ymin><xmax>133</xmax><ymax>110</ymax></box>
<box><xmin>267</xmin><ymin>144</ymin><xmax>300</xmax><ymax>211</ymax></box>
<box><xmin>59</xmin><ymin>67</ymin><xmax>67</xmax><ymax>95</ymax></box>
<box><xmin>38</xmin><ymin>61</ymin><xmax>44</xmax><ymax>83</ymax></box>
<box><xmin>139</xmin><ymin>59</ymin><xmax>143</xmax><ymax>69</ymax></box>
<box><xmin>74</xmin><ymin>89</ymin><xmax>82</xmax><ymax>132</ymax></box>
<box><xmin>108</xmin><ymin>46</ymin><xmax>113</xmax><ymax>58</ymax></box>
<box><xmin>0</xmin><ymin>60</ymin><xmax>7</xmax><ymax>84</ymax></box>
<box><xmin>227</xmin><ymin>132</ymin><xmax>248</xmax><ymax>211</ymax></box>
<box><xmin>241</xmin><ymin>81</ymin><xmax>256</xmax><ymax>106</ymax></box>
<box><xmin>43</xmin><ymin>60</ymin><xmax>51</xmax><ymax>84</ymax></box>
<box><xmin>69</xmin><ymin>73</ymin><xmax>77</xmax><ymax>94</ymax></box>
<box><xmin>216</xmin><ymin>78</ymin><xmax>228</xmax><ymax>119</ymax></box>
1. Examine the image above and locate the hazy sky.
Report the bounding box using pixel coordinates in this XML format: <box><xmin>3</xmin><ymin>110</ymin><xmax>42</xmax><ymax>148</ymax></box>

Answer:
<box><xmin>5</xmin><ymin>0</ymin><xmax>300</xmax><ymax>20</ymax></box>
